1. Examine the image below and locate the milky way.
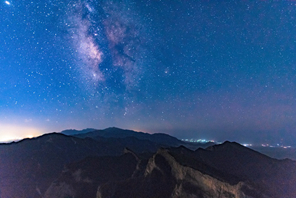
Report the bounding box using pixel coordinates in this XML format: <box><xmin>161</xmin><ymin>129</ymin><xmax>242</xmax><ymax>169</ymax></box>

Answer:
<box><xmin>64</xmin><ymin>0</ymin><xmax>144</xmax><ymax>91</ymax></box>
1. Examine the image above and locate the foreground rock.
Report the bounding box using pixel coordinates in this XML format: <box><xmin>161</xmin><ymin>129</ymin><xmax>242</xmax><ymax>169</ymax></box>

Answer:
<box><xmin>45</xmin><ymin>143</ymin><xmax>296</xmax><ymax>198</ymax></box>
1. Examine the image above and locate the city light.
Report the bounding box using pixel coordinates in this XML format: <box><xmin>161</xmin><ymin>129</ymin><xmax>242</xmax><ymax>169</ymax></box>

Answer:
<box><xmin>181</xmin><ymin>138</ymin><xmax>293</xmax><ymax>149</ymax></box>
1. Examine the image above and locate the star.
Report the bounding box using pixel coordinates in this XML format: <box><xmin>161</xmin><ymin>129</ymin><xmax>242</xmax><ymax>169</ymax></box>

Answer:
<box><xmin>0</xmin><ymin>0</ymin><xmax>296</xmax><ymax>146</ymax></box>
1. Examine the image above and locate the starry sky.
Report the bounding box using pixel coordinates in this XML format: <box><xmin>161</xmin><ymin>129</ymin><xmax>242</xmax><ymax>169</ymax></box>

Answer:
<box><xmin>1</xmin><ymin>0</ymin><xmax>296</xmax><ymax>145</ymax></box>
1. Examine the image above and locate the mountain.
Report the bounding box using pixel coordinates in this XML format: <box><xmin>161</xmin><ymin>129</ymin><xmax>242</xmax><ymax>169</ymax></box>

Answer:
<box><xmin>44</xmin><ymin>150</ymin><xmax>140</xmax><ymax>198</ymax></box>
<box><xmin>0</xmin><ymin>131</ymin><xmax>169</xmax><ymax>198</ymax></box>
<box><xmin>0</xmin><ymin>133</ymin><xmax>122</xmax><ymax>198</ymax></box>
<box><xmin>1</xmin><ymin>129</ymin><xmax>295</xmax><ymax>198</ymax></box>
<box><xmin>0</xmin><ymin>128</ymin><xmax>185</xmax><ymax>198</ymax></box>
<box><xmin>172</xmin><ymin>142</ymin><xmax>296</xmax><ymax>197</ymax></box>
<box><xmin>64</xmin><ymin>127</ymin><xmax>213</xmax><ymax>150</ymax></box>
<box><xmin>44</xmin><ymin>142</ymin><xmax>296</xmax><ymax>198</ymax></box>
<box><xmin>61</xmin><ymin>128</ymin><xmax>97</xmax><ymax>135</ymax></box>
<box><xmin>68</xmin><ymin>127</ymin><xmax>183</xmax><ymax>147</ymax></box>
<box><xmin>45</xmin><ymin>148</ymin><xmax>249</xmax><ymax>198</ymax></box>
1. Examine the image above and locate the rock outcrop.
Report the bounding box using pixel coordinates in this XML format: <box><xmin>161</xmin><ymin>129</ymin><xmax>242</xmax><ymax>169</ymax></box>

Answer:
<box><xmin>96</xmin><ymin>148</ymin><xmax>266</xmax><ymax>198</ymax></box>
<box><xmin>44</xmin><ymin>145</ymin><xmax>288</xmax><ymax>198</ymax></box>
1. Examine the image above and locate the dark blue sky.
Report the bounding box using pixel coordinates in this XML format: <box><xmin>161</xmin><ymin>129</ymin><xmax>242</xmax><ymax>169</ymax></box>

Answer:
<box><xmin>1</xmin><ymin>0</ymin><xmax>296</xmax><ymax>145</ymax></box>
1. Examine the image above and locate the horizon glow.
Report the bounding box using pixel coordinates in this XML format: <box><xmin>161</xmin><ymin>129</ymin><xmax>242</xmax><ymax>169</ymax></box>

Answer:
<box><xmin>0</xmin><ymin>123</ymin><xmax>41</xmax><ymax>142</ymax></box>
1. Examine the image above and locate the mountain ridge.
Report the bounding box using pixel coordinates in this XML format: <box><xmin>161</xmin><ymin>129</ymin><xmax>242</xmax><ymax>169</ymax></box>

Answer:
<box><xmin>0</xmin><ymin>128</ymin><xmax>295</xmax><ymax>198</ymax></box>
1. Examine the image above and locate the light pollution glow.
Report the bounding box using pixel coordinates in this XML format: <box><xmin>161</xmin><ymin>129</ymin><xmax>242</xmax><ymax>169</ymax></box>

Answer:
<box><xmin>0</xmin><ymin>123</ymin><xmax>42</xmax><ymax>142</ymax></box>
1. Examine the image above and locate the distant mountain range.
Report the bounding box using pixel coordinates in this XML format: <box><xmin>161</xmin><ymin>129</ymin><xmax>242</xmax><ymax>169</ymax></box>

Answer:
<box><xmin>61</xmin><ymin>127</ymin><xmax>182</xmax><ymax>146</ymax></box>
<box><xmin>0</xmin><ymin>127</ymin><xmax>295</xmax><ymax>198</ymax></box>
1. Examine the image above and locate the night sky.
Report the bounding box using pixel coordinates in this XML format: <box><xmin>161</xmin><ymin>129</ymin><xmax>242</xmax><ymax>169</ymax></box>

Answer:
<box><xmin>1</xmin><ymin>0</ymin><xmax>296</xmax><ymax>145</ymax></box>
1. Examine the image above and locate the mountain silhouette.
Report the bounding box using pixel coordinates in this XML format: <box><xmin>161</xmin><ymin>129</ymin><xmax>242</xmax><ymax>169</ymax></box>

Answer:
<box><xmin>66</xmin><ymin>127</ymin><xmax>182</xmax><ymax>146</ymax></box>
<box><xmin>0</xmin><ymin>128</ymin><xmax>295</xmax><ymax>198</ymax></box>
<box><xmin>45</xmin><ymin>142</ymin><xmax>296</xmax><ymax>198</ymax></box>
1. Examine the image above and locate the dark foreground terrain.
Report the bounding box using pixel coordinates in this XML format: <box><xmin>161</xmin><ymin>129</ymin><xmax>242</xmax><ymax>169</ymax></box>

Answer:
<box><xmin>0</xmin><ymin>128</ymin><xmax>295</xmax><ymax>198</ymax></box>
